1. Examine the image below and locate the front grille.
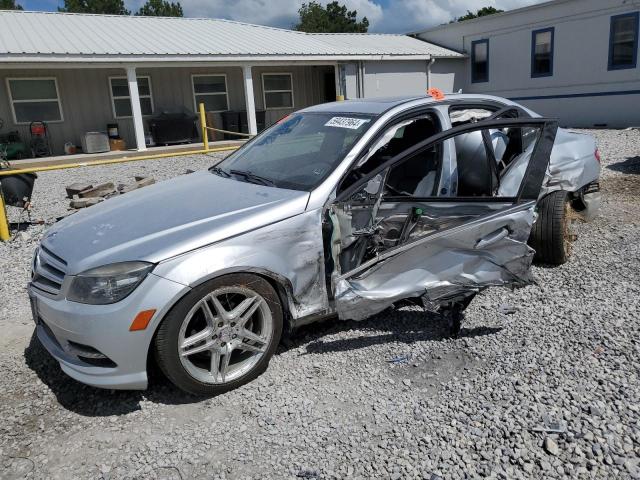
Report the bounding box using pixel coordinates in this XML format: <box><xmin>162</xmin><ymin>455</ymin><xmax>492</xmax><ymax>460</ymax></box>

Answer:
<box><xmin>31</xmin><ymin>245</ymin><xmax>67</xmax><ymax>296</ymax></box>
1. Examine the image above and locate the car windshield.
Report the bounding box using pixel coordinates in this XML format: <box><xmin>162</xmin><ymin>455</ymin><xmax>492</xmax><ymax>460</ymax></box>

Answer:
<box><xmin>211</xmin><ymin>112</ymin><xmax>374</xmax><ymax>191</ymax></box>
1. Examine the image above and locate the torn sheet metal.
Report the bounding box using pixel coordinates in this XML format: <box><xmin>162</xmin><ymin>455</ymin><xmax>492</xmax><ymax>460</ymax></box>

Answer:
<box><xmin>334</xmin><ymin>203</ymin><xmax>537</xmax><ymax>321</ymax></box>
<box><xmin>542</xmin><ymin>128</ymin><xmax>600</xmax><ymax>196</ymax></box>
<box><xmin>154</xmin><ymin>208</ymin><xmax>330</xmax><ymax>322</ymax></box>
<box><xmin>450</xmin><ymin>109</ymin><xmax>493</xmax><ymax>125</ymax></box>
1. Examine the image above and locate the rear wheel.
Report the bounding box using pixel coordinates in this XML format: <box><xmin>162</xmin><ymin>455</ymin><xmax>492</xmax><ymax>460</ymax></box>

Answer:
<box><xmin>530</xmin><ymin>191</ymin><xmax>578</xmax><ymax>265</ymax></box>
<box><xmin>154</xmin><ymin>273</ymin><xmax>282</xmax><ymax>395</ymax></box>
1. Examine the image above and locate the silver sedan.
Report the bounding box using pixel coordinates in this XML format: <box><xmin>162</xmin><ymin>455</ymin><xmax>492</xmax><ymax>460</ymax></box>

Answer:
<box><xmin>28</xmin><ymin>94</ymin><xmax>600</xmax><ymax>395</ymax></box>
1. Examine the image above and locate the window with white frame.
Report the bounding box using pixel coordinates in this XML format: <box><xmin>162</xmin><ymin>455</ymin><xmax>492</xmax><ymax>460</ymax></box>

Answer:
<box><xmin>192</xmin><ymin>75</ymin><xmax>229</xmax><ymax>112</ymax></box>
<box><xmin>6</xmin><ymin>78</ymin><xmax>63</xmax><ymax>124</ymax></box>
<box><xmin>262</xmin><ymin>73</ymin><xmax>294</xmax><ymax>109</ymax></box>
<box><xmin>109</xmin><ymin>76</ymin><xmax>154</xmax><ymax>118</ymax></box>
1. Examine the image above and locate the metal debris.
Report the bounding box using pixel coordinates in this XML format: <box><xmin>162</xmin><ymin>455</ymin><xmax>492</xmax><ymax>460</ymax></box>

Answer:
<box><xmin>531</xmin><ymin>415</ymin><xmax>568</xmax><ymax>434</ymax></box>
<box><xmin>498</xmin><ymin>304</ymin><xmax>517</xmax><ymax>315</ymax></box>
<box><xmin>387</xmin><ymin>355</ymin><xmax>410</xmax><ymax>364</ymax></box>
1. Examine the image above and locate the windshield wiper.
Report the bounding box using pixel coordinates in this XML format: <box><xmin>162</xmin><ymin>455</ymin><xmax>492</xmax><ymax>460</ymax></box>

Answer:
<box><xmin>230</xmin><ymin>169</ymin><xmax>275</xmax><ymax>187</ymax></box>
<box><xmin>210</xmin><ymin>166</ymin><xmax>231</xmax><ymax>178</ymax></box>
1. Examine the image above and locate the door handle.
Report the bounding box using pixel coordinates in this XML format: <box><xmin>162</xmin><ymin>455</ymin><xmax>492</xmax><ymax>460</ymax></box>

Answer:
<box><xmin>475</xmin><ymin>227</ymin><xmax>510</xmax><ymax>249</ymax></box>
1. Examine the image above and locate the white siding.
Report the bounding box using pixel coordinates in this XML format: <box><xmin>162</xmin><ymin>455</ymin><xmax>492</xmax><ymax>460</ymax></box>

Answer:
<box><xmin>363</xmin><ymin>61</ymin><xmax>428</xmax><ymax>97</ymax></box>
<box><xmin>341</xmin><ymin>60</ymin><xmax>430</xmax><ymax>99</ymax></box>
<box><xmin>417</xmin><ymin>0</ymin><xmax>640</xmax><ymax>127</ymax></box>
<box><xmin>344</xmin><ymin>63</ymin><xmax>359</xmax><ymax>99</ymax></box>
<box><xmin>430</xmin><ymin>58</ymin><xmax>466</xmax><ymax>93</ymax></box>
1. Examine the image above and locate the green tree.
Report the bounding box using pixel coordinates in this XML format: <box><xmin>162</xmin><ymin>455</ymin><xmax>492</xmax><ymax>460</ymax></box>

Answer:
<box><xmin>0</xmin><ymin>0</ymin><xmax>24</xmax><ymax>9</ymax></box>
<box><xmin>58</xmin><ymin>0</ymin><xmax>130</xmax><ymax>15</ymax></box>
<box><xmin>454</xmin><ymin>6</ymin><xmax>503</xmax><ymax>22</ymax></box>
<box><xmin>136</xmin><ymin>0</ymin><xmax>183</xmax><ymax>17</ymax></box>
<box><xmin>295</xmin><ymin>1</ymin><xmax>369</xmax><ymax>33</ymax></box>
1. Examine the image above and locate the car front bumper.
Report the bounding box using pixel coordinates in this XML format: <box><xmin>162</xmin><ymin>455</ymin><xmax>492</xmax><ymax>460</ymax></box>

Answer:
<box><xmin>29</xmin><ymin>272</ymin><xmax>188</xmax><ymax>390</ymax></box>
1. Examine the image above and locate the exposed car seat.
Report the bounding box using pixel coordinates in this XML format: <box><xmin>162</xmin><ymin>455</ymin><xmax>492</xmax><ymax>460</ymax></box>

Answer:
<box><xmin>453</xmin><ymin>131</ymin><xmax>499</xmax><ymax>196</ymax></box>
<box><xmin>412</xmin><ymin>170</ymin><xmax>437</xmax><ymax>197</ymax></box>
<box><xmin>497</xmin><ymin>141</ymin><xmax>536</xmax><ymax>197</ymax></box>
<box><xmin>385</xmin><ymin>119</ymin><xmax>439</xmax><ymax>195</ymax></box>
<box><xmin>491</xmin><ymin>130</ymin><xmax>509</xmax><ymax>164</ymax></box>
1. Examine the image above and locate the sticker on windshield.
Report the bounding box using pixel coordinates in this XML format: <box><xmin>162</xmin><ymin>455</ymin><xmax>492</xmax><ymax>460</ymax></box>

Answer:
<box><xmin>325</xmin><ymin>117</ymin><xmax>370</xmax><ymax>130</ymax></box>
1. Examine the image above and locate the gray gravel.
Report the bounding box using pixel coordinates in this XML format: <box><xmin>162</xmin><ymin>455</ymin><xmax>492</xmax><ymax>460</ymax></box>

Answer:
<box><xmin>1</xmin><ymin>130</ymin><xmax>639</xmax><ymax>479</ymax></box>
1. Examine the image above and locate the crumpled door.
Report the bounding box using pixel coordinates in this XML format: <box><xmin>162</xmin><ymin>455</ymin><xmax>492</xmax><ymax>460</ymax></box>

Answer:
<box><xmin>331</xmin><ymin>118</ymin><xmax>557</xmax><ymax>321</ymax></box>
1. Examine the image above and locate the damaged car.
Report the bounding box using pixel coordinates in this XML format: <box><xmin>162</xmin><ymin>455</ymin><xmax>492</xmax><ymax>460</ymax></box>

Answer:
<box><xmin>29</xmin><ymin>94</ymin><xmax>600</xmax><ymax>395</ymax></box>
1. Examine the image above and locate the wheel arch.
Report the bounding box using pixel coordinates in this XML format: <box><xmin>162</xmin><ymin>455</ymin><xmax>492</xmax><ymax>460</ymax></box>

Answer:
<box><xmin>146</xmin><ymin>267</ymin><xmax>296</xmax><ymax>378</ymax></box>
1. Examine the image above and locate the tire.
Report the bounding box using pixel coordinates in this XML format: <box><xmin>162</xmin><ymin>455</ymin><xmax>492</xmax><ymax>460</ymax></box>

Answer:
<box><xmin>154</xmin><ymin>273</ymin><xmax>283</xmax><ymax>396</ymax></box>
<box><xmin>529</xmin><ymin>190</ymin><xmax>575</xmax><ymax>265</ymax></box>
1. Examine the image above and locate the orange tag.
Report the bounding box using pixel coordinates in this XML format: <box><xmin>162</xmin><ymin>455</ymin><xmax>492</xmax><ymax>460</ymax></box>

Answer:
<box><xmin>427</xmin><ymin>88</ymin><xmax>445</xmax><ymax>101</ymax></box>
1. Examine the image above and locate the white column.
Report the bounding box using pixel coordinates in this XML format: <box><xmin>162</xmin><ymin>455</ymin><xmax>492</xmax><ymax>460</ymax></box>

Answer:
<box><xmin>126</xmin><ymin>66</ymin><xmax>147</xmax><ymax>151</ymax></box>
<box><xmin>242</xmin><ymin>65</ymin><xmax>257</xmax><ymax>136</ymax></box>
<box><xmin>334</xmin><ymin>64</ymin><xmax>343</xmax><ymax>100</ymax></box>
<box><xmin>426</xmin><ymin>58</ymin><xmax>436</xmax><ymax>89</ymax></box>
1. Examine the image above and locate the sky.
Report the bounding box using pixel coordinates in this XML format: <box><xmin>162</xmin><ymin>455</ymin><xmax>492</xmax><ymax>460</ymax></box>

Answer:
<box><xmin>18</xmin><ymin>0</ymin><xmax>548</xmax><ymax>33</ymax></box>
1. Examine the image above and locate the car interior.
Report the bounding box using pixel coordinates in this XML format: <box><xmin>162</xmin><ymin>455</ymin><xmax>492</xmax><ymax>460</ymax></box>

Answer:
<box><xmin>329</xmin><ymin>113</ymin><xmax>544</xmax><ymax>276</ymax></box>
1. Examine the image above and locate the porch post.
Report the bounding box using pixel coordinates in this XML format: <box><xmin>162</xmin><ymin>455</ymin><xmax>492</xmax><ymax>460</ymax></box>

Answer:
<box><xmin>126</xmin><ymin>66</ymin><xmax>147</xmax><ymax>151</ymax></box>
<box><xmin>334</xmin><ymin>64</ymin><xmax>344</xmax><ymax>101</ymax></box>
<box><xmin>242</xmin><ymin>65</ymin><xmax>258</xmax><ymax>136</ymax></box>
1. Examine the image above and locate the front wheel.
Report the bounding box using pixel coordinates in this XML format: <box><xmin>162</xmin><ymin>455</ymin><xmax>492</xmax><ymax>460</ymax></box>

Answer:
<box><xmin>529</xmin><ymin>191</ymin><xmax>577</xmax><ymax>265</ymax></box>
<box><xmin>154</xmin><ymin>273</ymin><xmax>283</xmax><ymax>396</ymax></box>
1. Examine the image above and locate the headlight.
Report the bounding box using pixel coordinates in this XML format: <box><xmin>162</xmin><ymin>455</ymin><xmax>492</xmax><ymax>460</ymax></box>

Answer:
<box><xmin>67</xmin><ymin>262</ymin><xmax>154</xmax><ymax>305</ymax></box>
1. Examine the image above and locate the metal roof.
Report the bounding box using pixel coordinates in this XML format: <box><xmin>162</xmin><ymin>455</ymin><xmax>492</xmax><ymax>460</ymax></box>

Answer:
<box><xmin>307</xmin><ymin>33</ymin><xmax>462</xmax><ymax>58</ymax></box>
<box><xmin>0</xmin><ymin>11</ymin><xmax>463</xmax><ymax>63</ymax></box>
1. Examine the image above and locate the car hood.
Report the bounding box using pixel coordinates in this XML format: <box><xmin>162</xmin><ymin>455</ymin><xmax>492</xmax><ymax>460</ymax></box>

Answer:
<box><xmin>41</xmin><ymin>171</ymin><xmax>310</xmax><ymax>274</ymax></box>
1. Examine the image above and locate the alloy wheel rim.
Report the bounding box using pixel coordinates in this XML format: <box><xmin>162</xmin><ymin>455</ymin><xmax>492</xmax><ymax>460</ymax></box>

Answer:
<box><xmin>178</xmin><ymin>286</ymin><xmax>272</xmax><ymax>385</ymax></box>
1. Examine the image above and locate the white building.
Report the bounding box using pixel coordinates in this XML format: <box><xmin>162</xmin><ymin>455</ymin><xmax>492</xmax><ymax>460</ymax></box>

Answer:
<box><xmin>415</xmin><ymin>0</ymin><xmax>640</xmax><ymax>127</ymax></box>
<box><xmin>0</xmin><ymin>11</ymin><xmax>461</xmax><ymax>155</ymax></box>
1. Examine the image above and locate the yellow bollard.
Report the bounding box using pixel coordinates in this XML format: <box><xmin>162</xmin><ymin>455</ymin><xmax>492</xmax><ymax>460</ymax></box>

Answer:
<box><xmin>199</xmin><ymin>102</ymin><xmax>209</xmax><ymax>152</ymax></box>
<box><xmin>336</xmin><ymin>95</ymin><xmax>345</xmax><ymax>101</ymax></box>
<box><xmin>0</xmin><ymin>192</ymin><xmax>10</xmax><ymax>242</ymax></box>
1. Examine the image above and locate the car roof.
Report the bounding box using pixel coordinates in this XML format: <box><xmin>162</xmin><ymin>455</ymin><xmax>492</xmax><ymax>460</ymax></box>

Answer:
<box><xmin>300</xmin><ymin>94</ymin><xmax>514</xmax><ymax>116</ymax></box>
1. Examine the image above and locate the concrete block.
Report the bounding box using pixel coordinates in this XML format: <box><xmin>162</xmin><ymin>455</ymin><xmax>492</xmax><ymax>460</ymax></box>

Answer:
<box><xmin>70</xmin><ymin>197</ymin><xmax>104</xmax><ymax>209</ymax></box>
<box><xmin>136</xmin><ymin>177</ymin><xmax>156</xmax><ymax>188</ymax></box>
<box><xmin>78</xmin><ymin>182</ymin><xmax>116</xmax><ymax>198</ymax></box>
<box><xmin>118</xmin><ymin>183</ymin><xmax>138</xmax><ymax>194</ymax></box>
<box><xmin>65</xmin><ymin>182</ymin><xmax>93</xmax><ymax>198</ymax></box>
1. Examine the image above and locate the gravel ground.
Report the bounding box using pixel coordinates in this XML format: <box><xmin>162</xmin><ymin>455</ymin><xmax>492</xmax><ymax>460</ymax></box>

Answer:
<box><xmin>1</xmin><ymin>130</ymin><xmax>639</xmax><ymax>479</ymax></box>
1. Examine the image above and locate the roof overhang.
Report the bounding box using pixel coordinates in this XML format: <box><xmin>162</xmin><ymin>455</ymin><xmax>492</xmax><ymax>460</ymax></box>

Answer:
<box><xmin>0</xmin><ymin>53</ymin><xmax>470</xmax><ymax>68</ymax></box>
